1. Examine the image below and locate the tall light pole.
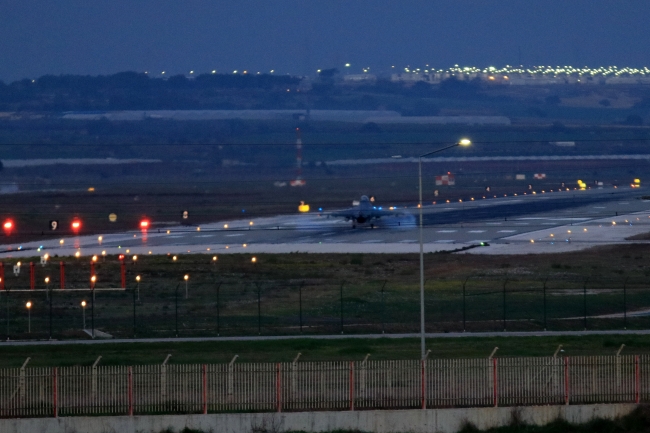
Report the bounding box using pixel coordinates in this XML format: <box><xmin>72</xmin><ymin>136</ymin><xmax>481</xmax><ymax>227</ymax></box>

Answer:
<box><xmin>184</xmin><ymin>274</ymin><xmax>189</xmax><ymax>299</ymax></box>
<box><xmin>81</xmin><ymin>300</ymin><xmax>87</xmax><ymax>330</ymax></box>
<box><xmin>45</xmin><ymin>277</ymin><xmax>51</xmax><ymax>339</ymax></box>
<box><xmin>136</xmin><ymin>275</ymin><xmax>141</xmax><ymax>301</ymax></box>
<box><xmin>90</xmin><ymin>275</ymin><xmax>96</xmax><ymax>339</ymax></box>
<box><xmin>26</xmin><ymin>301</ymin><xmax>32</xmax><ymax>334</ymax></box>
<box><xmin>418</xmin><ymin>138</ymin><xmax>471</xmax><ymax>359</ymax></box>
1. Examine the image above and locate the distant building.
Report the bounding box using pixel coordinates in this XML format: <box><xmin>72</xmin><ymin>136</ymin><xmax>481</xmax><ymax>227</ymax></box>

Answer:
<box><xmin>364</xmin><ymin>116</ymin><xmax>511</xmax><ymax>125</ymax></box>
<box><xmin>342</xmin><ymin>74</ymin><xmax>377</xmax><ymax>83</ymax></box>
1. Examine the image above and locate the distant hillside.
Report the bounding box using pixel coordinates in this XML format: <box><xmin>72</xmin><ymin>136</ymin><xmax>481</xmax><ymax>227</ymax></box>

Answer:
<box><xmin>0</xmin><ymin>71</ymin><xmax>649</xmax><ymax>125</ymax></box>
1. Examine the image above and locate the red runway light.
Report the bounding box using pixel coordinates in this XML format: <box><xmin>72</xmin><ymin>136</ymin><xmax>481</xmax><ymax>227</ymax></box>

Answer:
<box><xmin>118</xmin><ymin>254</ymin><xmax>125</xmax><ymax>260</ymax></box>
<box><xmin>3</xmin><ymin>220</ymin><xmax>13</xmax><ymax>230</ymax></box>
<box><xmin>140</xmin><ymin>220</ymin><xmax>150</xmax><ymax>229</ymax></box>
<box><xmin>71</xmin><ymin>220</ymin><xmax>81</xmax><ymax>230</ymax></box>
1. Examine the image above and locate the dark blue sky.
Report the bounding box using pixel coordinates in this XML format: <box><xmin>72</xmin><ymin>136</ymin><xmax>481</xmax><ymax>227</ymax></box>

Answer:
<box><xmin>1</xmin><ymin>0</ymin><xmax>649</xmax><ymax>82</ymax></box>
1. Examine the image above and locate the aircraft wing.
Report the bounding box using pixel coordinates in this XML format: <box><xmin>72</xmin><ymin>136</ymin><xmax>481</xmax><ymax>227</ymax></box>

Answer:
<box><xmin>329</xmin><ymin>208</ymin><xmax>357</xmax><ymax>219</ymax></box>
<box><xmin>327</xmin><ymin>208</ymin><xmax>402</xmax><ymax>220</ymax></box>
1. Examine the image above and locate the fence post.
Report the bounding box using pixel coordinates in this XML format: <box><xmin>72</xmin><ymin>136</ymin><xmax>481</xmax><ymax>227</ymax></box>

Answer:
<box><xmin>132</xmin><ymin>287</ymin><xmax>136</xmax><ymax>337</ymax></box>
<box><xmin>257</xmin><ymin>283</ymin><xmax>261</xmax><ymax>335</ymax></box>
<box><xmin>623</xmin><ymin>278</ymin><xmax>627</xmax><ymax>329</ymax></box>
<box><xmin>49</xmin><ymin>284</ymin><xmax>53</xmax><ymax>340</ymax></box>
<box><xmin>216</xmin><ymin>282</ymin><xmax>221</xmax><ymax>336</ymax></box>
<box><xmin>59</xmin><ymin>262</ymin><xmax>65</xmax><ymax>290</ymax></box>
<box><xmin>462</xmin><ymin>277</ymin><xmax>468</xmax><ymax>332</ymax></box>
<box><xmin>634</xmin><ymin>355</ymin><xmax>641</xmax><ymax>404</ymax></box>
<box><xmin>228</xmin><ymin>355</ymin><xmax>238</xmax><ymax>396</ymax></box>
<box><xmin>421</xmin><ymin>359</ymin><xmax>426</xmax><ymax>409</ymax></box>
<box><xmin>276</xmin><ymin>363</ymin><xmax>282</xmax><ymax>413</ymax></box>
<box><xmin>202</xmin><ymin>364</ymin><xmax>208</xmax><ymax>414</ymax></box>
<box><xmin>502</xmin><ymin>279</ymin><xmax>507</xmax><ymax>331</ymax></box>
<box><xmin>340</xmin><ymin>282</ymin><xmax>345</xmax><ymax>334</ymax></box>
<box><xmin>543</xmin><ymin>278</ymin><xmax>547</xmax><ymax>330</ymax></box>
<box><xmin>121</xmin><ymin>261</ymin><xmax>126</xmax><ymax>289</ymax></box>
<box><xmin>175</xmin><ymin>283</ymin><xmax>180</xmax><ymax>337</ymax></box>
<box><xmin>92</xmin><ymin>356</ymin><xmax>102</xmax><ymax>398</ymax></box>
<box><xmin>19</xmin><ymin>357</ymin><xmax>30</xmax><ymax>404</ymax></box>
<box><xmin>52</xmin><ymin>367</ymin><xmax>58</xmax><ymax>418</ymax></box>
<box><xmin>30</xmin><ymin>262</ymin><xmax>35</xmax><ymax>290</ymax></box>
<box><xmin>349</xmin><ymin>361</ymin><xmax>354</xmax><ymax>411</ymax></box>
<box><xmin>564</xmin><ymin>357</ymin><xmax>570</xmax><ymax>405</ymax></box>
<box><xmin>583</xmin><ymin>278</ymin><xmax>588</xmax><ymax>330</ymax></box>
<box><xmin>128</xmin><ymin>366</ymin><xmax>133</xmax><ymax>416</ymax></box>
<box><xmin>493</xmin><ymin>358</ymin><xmax>498</xmax><ymax>407</ymax></box>
<box><xmin>380</xmin><ymin>280</ymin><xmax>386</xmax><ymax>334</ymax></box>
<box><xmin>298</xmin><ymin>282</ymin><xmax>303</xmax><ymax>333</ymax></box>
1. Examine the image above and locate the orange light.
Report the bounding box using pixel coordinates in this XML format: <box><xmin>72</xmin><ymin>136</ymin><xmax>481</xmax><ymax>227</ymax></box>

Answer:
<box><xmin>140</xmin><ymin>220</ymin><xmax>150</xmax><ymax>229</ymax></box>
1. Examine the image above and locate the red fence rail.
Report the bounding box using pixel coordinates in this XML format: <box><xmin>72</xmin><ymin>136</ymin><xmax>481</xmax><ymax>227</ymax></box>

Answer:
<box><xmin>0</xmin><ymin>355</ymin><xmax>647</xmax><ymax>418</ymax></box>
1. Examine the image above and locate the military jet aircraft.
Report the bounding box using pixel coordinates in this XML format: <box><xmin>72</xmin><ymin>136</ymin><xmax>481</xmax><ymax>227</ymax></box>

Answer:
<box><xmin>328</xmin><ymin>195</ymin><xmax>400</xmax><ymax>228</ymax></box>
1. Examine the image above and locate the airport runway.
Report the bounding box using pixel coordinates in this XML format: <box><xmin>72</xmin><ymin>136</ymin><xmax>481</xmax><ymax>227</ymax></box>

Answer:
<box><xmin>1</xmin><ymin>186</ymin><xmax>649</xmax><ymax>258</ymax></box>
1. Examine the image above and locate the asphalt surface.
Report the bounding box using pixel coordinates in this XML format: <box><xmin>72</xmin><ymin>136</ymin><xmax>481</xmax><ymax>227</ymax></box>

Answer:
<box><xmin>1</xmin><ymin>186</ymin><xmax>649</xmax><ymax>257</ymax></box>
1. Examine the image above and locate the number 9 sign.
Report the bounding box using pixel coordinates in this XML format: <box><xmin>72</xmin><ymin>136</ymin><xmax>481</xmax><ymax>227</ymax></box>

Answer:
<box><xmin>49</xmin><ymin>220</ymin><xmax>59</xmax><ymax>231</ymax></box>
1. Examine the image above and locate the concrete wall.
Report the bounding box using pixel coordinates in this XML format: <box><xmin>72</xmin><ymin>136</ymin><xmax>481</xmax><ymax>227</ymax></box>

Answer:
<box><xmin>0</xmin><ymin>404</ymin><xmax>638</xmax><ymax>433</ymax></box>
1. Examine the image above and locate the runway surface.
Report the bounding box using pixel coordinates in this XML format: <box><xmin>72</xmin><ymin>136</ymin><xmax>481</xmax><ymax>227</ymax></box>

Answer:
<box><xmin>2</xmin><ymin>186</ymin><xmax>649</xmax><ymax>258</ymax></box>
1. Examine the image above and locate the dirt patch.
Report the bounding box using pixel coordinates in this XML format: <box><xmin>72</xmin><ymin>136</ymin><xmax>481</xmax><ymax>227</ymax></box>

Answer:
<box><xmin>626</xmin><ymin>231</ymin><xmax>650</xmax><ymax>240</ymax></box>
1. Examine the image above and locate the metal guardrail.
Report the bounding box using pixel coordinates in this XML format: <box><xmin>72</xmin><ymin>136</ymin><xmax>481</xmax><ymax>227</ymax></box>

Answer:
<box><xmin>0</xmin><ymin>355</ymin><xmax>646</xmax><ymax>418</ymax></box>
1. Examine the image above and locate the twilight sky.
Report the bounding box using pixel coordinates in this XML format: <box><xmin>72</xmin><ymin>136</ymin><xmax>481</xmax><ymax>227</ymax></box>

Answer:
<box><xmin>1</xmin><ymin>0</ymin><xmax>649</xmax><ymax>82</ymax></box>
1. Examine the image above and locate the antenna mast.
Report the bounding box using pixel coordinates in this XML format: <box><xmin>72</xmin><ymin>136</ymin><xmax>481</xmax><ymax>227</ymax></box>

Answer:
<box><xmin>290</xmin><ymin>127</ymin><xmax>306</xmax><ymax>186</ymax></box>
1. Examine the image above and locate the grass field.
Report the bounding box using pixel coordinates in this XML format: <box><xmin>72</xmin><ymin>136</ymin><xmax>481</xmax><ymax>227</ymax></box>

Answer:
<box><xmin>3</xmin><ymin>333</ymin><xmax>650</xmax><ymax>368</ymax></box>
<box><xmin>1</xmin><ymin>245</ymin><xmax>649</xmax><ymax>341</ymax></box>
